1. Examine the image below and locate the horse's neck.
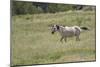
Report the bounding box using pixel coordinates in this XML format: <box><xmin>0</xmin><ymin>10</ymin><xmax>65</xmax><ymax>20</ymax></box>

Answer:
<box><xmin>58</xmin><ymin>26</ymin><xmax>65</xmax><ymax>34</ymax></box>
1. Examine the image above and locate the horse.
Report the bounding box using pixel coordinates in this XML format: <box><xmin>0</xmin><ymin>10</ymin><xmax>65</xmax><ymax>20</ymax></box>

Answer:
<box><xmin>50</xmin><ymin>24</ymin><xmax>89</xmax><ymax>42</ymax></box>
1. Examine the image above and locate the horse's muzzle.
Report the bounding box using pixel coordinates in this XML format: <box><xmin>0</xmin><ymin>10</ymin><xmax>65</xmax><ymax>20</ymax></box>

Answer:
<box><xmin>51</xmin><ymin>31</ymin><xmax>54</xmax><ymax>34</ymax></box>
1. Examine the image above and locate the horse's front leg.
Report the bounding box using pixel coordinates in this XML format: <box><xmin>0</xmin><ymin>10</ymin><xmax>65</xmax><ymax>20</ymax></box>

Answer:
<box><xmin>64</xmin><ymin>37</ymin><xmax>67</xmax><ymax>42</ymax></box>
<box><xmin>60</xmin><ymin>37</ymin><xmax>64</xmax><ymax>42</ymax></box>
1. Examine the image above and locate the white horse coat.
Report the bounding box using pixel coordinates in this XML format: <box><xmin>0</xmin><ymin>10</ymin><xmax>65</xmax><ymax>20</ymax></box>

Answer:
<box><xmin>50</xmin><ymin>24</ymin><xmax>88</xmax><ymax>42</ymax></box>
<box><xmin>59</xmin><ymin>26</ymin><xmax>81</xmax><ymax>37</ymax></box>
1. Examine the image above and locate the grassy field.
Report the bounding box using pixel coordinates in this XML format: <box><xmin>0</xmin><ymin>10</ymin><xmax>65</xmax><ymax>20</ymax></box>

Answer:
<box><xmin>11</xmin><ymin>10</ymin><xmax>96</xmax><ymax>66</ymax></box>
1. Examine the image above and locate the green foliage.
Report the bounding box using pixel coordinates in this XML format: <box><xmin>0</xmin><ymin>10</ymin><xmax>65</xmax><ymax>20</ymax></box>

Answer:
<box><xmin>12</xmin><ymin>1</ymin><xmax>43</xmax><ymax>15</ymax></box>
<box><xmin>57</xmin><ymin>4</ymin><xmax>74</xmax><ymax>11</ymax></box>
<box><xmin>47</xmin><ymin>4</ymin><xmax>58</xmax><ymax>13</ymax></box>
<box><xmin>47</xmin><ymin>4</ymin><xmax>74</xmax><ymax>13</ymax></box>
<box><xmin>12</xmin><ymin>1</ymin><xmax>95</xmax><ymax>15</ymax></box>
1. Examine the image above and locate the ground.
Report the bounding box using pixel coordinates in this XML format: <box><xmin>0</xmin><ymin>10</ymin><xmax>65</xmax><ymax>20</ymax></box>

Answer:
<box><xmin>11</xmin><ymin>10</ymin><xmax>96</xmax><ymax>66</ymax></box>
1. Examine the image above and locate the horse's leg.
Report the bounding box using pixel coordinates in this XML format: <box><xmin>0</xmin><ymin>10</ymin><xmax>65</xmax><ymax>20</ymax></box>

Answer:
<box><xmin>76</xmin><ymin>35</ymin><xmax>80</xmax><ymax>41</ymax></box>
<box><xmin>75</xmin><ymin>30</ymin><xmax>80</xmax><ymax>41</ymax></box>
<box><xmin>60</xmin><ymin>37</ymin><xmax>64</xmax><ymax>42</ymax></box>
<box><xmin>64</xmin><ymin>37</ymin><xmax>67</xmax><ymax>42</ymax></box>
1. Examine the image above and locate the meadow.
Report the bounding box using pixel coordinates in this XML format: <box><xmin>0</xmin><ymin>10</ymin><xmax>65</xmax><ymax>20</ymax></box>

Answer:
<box><xmin>11</xmin><ymin>10</ymin><xmax>96</xmax><ymax>66</ymax></box>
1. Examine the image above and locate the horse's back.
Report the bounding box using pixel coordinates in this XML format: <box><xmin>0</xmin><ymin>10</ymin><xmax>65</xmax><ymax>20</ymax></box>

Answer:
<box><xmin>62</xmin><ymin>26</ymin><xmax>75</xmax><ymax>37</ymax></box>
<box><xmin>63</xmin><ymin>26</ymin><xmax>81</xmax><ymax>37</ymax></box>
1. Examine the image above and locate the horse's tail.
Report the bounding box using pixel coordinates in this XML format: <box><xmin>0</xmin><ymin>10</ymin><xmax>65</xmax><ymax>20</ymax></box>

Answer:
<box><xmin>80</xmin><ymin>26</ymin><xmax>89</xmax><ymax>30</ymax></box>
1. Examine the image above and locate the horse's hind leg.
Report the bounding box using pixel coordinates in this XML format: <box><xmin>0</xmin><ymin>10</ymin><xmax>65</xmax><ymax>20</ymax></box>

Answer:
<box><xmin>60</xmin><ymin>37</ymin><xmax>64</xmax><ymax>42</ymax></box>
<box><xmin>75</xmin><ymin>28</ymin><xmax>80</xmax><ymax>41</ymax></box>
<box><xmin>76</xmin><ymin>36</ymin><xmax>80</xmax><ymax>41</ymax></box>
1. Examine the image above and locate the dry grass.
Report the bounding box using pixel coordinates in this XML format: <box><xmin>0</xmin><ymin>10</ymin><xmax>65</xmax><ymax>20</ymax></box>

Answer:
<box><xmin>11</xmin><ymin>10</ymin><xmax>96</xmax><ymax>66</ymax></box>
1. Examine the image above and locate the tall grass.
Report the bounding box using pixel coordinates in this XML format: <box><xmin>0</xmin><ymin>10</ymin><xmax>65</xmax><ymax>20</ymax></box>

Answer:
<box><xmin>11</xmin><ymin>10</ymin><xmax>96</xmax><ymax>66</ymax></box>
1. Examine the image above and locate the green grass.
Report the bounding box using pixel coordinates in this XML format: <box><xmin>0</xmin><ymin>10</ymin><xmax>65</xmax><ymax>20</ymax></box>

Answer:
<box><xmin>11</xmin><ymin>10</ymin><xmax>96</xmax><ymax>66</ymax></box>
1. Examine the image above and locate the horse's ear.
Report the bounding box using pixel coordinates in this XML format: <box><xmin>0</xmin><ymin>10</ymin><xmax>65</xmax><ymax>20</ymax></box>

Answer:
<box><xmin>56</xmin><ymin>25</ymin><xmax>59</xmax><ymax>30</ymax></box>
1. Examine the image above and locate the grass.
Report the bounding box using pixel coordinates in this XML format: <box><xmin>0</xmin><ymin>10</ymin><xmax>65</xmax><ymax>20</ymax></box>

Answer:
<box><xmin>11</xmin><ymin>10</ymin><xmax>96</xmax><ymax>66</ymax></box>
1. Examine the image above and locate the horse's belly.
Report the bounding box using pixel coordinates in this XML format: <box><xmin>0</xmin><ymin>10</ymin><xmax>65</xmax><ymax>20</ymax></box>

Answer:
<box><xmin>66</xmin><ymin>34</ymin><xmax>74</xmax><ymax>37</ymax></box>
<box><xmin>64</xmin><ymin>31</ymin><xmax>75</xmax><ymax>37</ymax></box>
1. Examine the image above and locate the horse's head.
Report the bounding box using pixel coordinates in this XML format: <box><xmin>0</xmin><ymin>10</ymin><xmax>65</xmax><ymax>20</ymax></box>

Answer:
<box><xmin>50</xmin><ymin>24</ymin><xmax>59</xmax><ymax>34</ymax></box>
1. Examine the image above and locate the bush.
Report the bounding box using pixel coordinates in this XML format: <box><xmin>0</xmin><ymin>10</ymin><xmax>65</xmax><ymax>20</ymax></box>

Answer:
<box><xmin>12</xmin><ymin>1</ymin><xmax>95</xmax><ymax>15</ymax></box>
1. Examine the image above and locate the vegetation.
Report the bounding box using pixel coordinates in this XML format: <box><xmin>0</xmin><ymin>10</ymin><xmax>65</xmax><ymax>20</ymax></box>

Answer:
<box><xmin>11</xmin><ymin>10</ymin><xmax>96</xmax><ymax>66</ymax></box>
<box><xmin>11</xmin><ymin>1</ymin><xmax>96</xmax><ymax>66</ymax></box>
<box><xmin>12</xmin><ymin>1</ymin><xmax>95</xmax><ymax>15</ymax></box>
